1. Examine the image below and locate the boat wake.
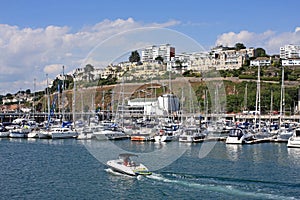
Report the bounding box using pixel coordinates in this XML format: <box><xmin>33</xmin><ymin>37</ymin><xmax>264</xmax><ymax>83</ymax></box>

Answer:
<box><xmin>144</xmin><ymin>172</ymin><xmax>296</xmax><ymax>200</ymax></box>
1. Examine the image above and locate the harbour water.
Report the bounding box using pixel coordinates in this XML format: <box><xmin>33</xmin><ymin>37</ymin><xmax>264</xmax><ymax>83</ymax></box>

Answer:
<box><xmin>0</xmin><ymin>138</ymin><xmax>300</xmax><ymax>200</ymax></box>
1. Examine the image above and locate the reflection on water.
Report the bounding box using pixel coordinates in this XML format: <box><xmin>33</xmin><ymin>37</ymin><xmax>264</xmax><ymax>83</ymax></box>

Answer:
<box><xmin>225</xmin><ymin>144</ymin><xmax>242</xmax><ymax>161</ymax></box>
<box><xmin>287</xmin><ymin>148</ymin><xmax>300</xmax><ymax>167</ymax></box>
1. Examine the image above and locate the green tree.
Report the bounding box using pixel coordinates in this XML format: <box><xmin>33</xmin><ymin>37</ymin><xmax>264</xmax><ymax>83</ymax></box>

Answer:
<box><xmin>84</xmin><ymin>64</ymin><xmax>95</xmax><ymax>82</ymax></box>
<box><xmin>155</xmin><ymin>55</ymin><xmax>164</xmax><ymax>62</ymax></box>
<box><xmin>25</xmin><ymin>89</ymin><xmax>31</xmax><ymax>94</ymax></box>
<box><xmin>235</xmin><ymin>43</ymin><xmax>246</xmax><ymax>50</ymax></box>
<box><xmin>255</xmin><ymin>48</ymin><xmax>266</xmax><ymax>57</ymax></box>
<box><xmin>175</xmin><ymin>60</ymin><xmax>182</xmax><ymax>68</ymax></box>
<box><xmin>129</xmin><ymin>50</ymin><xmax>141</xmax><ymax>62</ymax></box>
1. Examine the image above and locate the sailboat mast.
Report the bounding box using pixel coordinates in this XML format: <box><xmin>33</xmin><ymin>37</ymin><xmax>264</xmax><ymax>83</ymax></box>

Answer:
<box><xmin>279</xmin><ymin>66</ymin><xmax>285</xmax><ymax>125</ymax></box>
<box><xmin>33</xmin><ymin>78</ymin><xmax>36</xmax><ymax>118</ymax></box>
<box><xmin>244</xmin><ymin>84</ymin><xmax>247</xmax><ymax>111</ymax></box>
<box><xmin>46</xmin><ymin>74</ymin><xmax>51</xmax><ymax>126</ymax></box>
<box><xmin>270</xmin><ymin>89</ymin><xmax>273</xmax><ymax>123</ymax></box>
<box><xmin>62</xmin><ymin>65</ymin><xmax>65</xmax><ymax>121</ymax></box>
<box><xmin>72</xmin><ymin>75</ymin><xmax>76</xmax><ymax>128</ymax></box>
<box><xmin>255</xmin><ymin>65</ymin><xmax>261</xmax><ymax>131</ymax></box>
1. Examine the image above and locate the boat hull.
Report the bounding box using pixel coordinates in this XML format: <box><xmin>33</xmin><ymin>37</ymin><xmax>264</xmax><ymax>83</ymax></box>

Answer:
<box><xmin>287</xmin><ymin>138</ymin><xmax>300</xmax><ymax>148</ymax></box>
<box><xmin>107</xmin><ymin>158</ymin><xmax>151</xmax><ymax>176</ymax></box>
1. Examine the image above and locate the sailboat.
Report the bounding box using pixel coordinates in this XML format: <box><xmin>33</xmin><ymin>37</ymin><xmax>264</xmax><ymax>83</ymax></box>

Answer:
<box><xmin>276</xmin><ymin>66</ymin><xmax>293</xmax><ymax>142</ymax></box>
<box><xmin>38</xmin><ymin>74</ymin><xmax>52</xmax><ymax>139</ymax></box>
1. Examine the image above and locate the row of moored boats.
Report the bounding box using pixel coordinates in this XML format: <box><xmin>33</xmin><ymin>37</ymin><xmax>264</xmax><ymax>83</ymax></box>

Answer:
<box><xmin>1</xmin><ymin>117</ymin><xmax>300</xmax><ymax>148</ymax></box>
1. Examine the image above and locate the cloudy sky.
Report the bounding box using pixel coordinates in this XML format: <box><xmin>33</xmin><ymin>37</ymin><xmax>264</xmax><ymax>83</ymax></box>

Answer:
<box><xmin>0</xmin><ymin>0</ymin><xmax>300</xmax><ymax>94</ymax></box>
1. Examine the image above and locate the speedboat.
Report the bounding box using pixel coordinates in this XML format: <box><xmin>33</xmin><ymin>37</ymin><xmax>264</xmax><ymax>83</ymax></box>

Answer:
<box><xmin>94</xmin><ymin>124</ymin><xmax>128</xmax><ymax>140</ymax></box>
<box><xmin>287</xmin><ymin>128</ymin><xmax>300</xmax><ymax>148</ymax></box>
<box><xmin>275</xmin><ymin>128</ymin><xmax>294</xmax><ymax>142</ymax></box>
<box><xmin>9</xmin><ymin>127</ymin><xmax>31</xmax><ymax>138</ymax></box>
<box><xmin>179</xmin><ymin>126</ymin><xmax>206</xmax><ymax>143</ymax></box>
<box><xmin>0</xmin><ymin>126</ymin><xmax>9</xmax><ymax>137</ymax></box>
<box><xmin>27</xmin><ymin>128</ymin><xmax>40</xmax><ymax>138</ymax></box>
<box><xmin>50</xmin><ymin>127</ymin><xmax>78</xmax><ymax>139</ymax></box>
<box><xmin>76</xmin><ymin>126</ymin><xmax>95</xmax><ymax>140</ymax></box>
<box><xmin>226</xmin><ymin>128</ymin><xmax>255</xmax><ymax>144</ymax></box>
<box><xmin>107</xmin><ymin>153</ymin><xmax>152</xmax><ymax>176</ymax></box>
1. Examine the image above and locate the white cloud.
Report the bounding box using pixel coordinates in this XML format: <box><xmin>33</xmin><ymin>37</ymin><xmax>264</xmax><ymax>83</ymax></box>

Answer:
<box><xmin>0</xmin><ymin>18</ymin><xmax>178</xmax><ymax>93</ymax></box>
<box><xmin>216</xmin><ymin>30</ymin><xmax>275</xmax><ymax>49</ymax></box>
<box><xmin>215</xmin><ymin>28</ymin><xmax>300</xmax><ymax>54</ymax></box>
<box><xmin>44</xmin><ymin>64</ymin><xmax>65</xmax><ymax>75</ymax></box>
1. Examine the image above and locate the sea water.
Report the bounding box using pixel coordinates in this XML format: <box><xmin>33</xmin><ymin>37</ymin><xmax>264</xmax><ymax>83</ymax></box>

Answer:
<box><xmin>0</xmin><ymin>138</ymin><xmax>299</xmax><ymax>200</ymax></box>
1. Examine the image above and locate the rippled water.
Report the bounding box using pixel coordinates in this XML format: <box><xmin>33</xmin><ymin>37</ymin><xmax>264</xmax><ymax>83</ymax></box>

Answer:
<box><xmin>0</xmin><ymin>138</ymin><xmax>299</xmax><ymax>200</ymax></box>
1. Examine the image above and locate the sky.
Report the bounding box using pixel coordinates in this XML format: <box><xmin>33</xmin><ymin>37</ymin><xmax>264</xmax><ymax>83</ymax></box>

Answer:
<box><xmin>0</xmin><ymin>0</ymin><xmax>300</xmax><ymax>94</ymax></box>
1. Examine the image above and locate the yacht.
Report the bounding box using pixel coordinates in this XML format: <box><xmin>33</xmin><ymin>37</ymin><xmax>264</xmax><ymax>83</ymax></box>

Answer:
<box><xmin>38</xmin><ymin>128</ymin><xmax>52</xmax><ymax>139</ymax></box>
<box><xmin>76</xmin><ymin>126</ymin><xmax>94</xmax><ymax>140</ymax></box>
<box><xmin>154</xmin><ymin>127</ymin><xmax>179</xmax><ymax>142</ymax></box>
<box><xmin>226</xmin><ymin>128</ymin><xmax>255</xmax><ymax>144</ymax></box>
<box><xmin>27</xmin><ymin>128</ymin><xmax>40</xmax><ymax>138</ymax></box>
<box><xmin>94</xmin><ymin>125</ymin><xmax>128</xmax><ymax>140</ymax></box>
<box><xmin>154</xmin><ymin>131</ymin><xmax>174</xmax><ymax>142</ymax></box>
<box><xmin>179</xmin><ymin>126</ymin><xmax>206</xmax><ymax>143</ymax></box>
<box><xmin>287</xmin><ymin>128</ymin><xmax>300</xmax><ymax>148</ymax></box>
<box><xmin>275</xmin><ymin>128</ymin><xmax>294</xmax><ymax>142</ymax></box>
<box><xmin>106</xmin><ymin>153</ymin><xmax>152</xmax><ymax>176</ymax></box>
<box><xmin>0</xmin><ymin>126</ymin><xmax>9</xmax><ymax>137</ymax></box>
<box><xmin>50</xmin><ymin>127</ymin><xmax>78</xmax><ymax>139</ymax></box>
<box><xmin>9</xmin><ymin>126</ymin><xmax>31</xmax><ymax>138</ymax></box>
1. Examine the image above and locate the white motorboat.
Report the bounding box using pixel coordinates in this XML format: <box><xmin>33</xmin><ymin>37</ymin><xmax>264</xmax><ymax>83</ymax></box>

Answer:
<box><xmin>179</xmin><ymin>127</ymin><xmax>206</xmax><ymax>143</ymax></box>
<box><xmin>275</xmin><ymin>128</ymin><xmax>294</xmax><ymax>142</ymax></box>
<box><xmin>226</xmin><ymin>128</ymin><xmax>255</xmax><ymax>144</ymax></box>
<box><xmin>287</xmin><ymin>128</ymin><xmax>300</xmax><ymax>148</ymax></box>
<box><xmin>0</xmin><ymin>126</ymin><xmax>9</xmax><ymax>137</ymax></box>
<box><xmin>107</xmin><ymin>153</ymin><xmax>152</xmax><ymax>176</ymax></box>
<box><xmin>38</xmin><ymin>129</ymin><xmax>52</xmax><ymax>139</ymax></box>
<box><xmin>76</xmin><ymin>127</ymin><xmax>94</xmax><ymax>140</ymax></box>
<box><xmin>9</xmin><ymin>126</ymin><xmax>31</xmax><ymax>138</ymax></box>
<box><xmin>154</xmin><ymin>128</ymin><xmax>178</xmax><ymax>142</ymax></box>
<box><xmin>94</xmin><ymin>125</ymin><xmax>128</xmax><ymax>140</ymax></box>
<box><xmin>27</xmin><ymin>128</ymin><xmax>40</xmax><ymax>138</ymax></box>
<box><xmin>154</xmin><ymin>133</ymin><xmax>173</xmax><ymax>142</ymax></box>
<box><xmin>50</xmin><ymin>127</ymin><xmax>78</xmax><ymax>139</ymax></box>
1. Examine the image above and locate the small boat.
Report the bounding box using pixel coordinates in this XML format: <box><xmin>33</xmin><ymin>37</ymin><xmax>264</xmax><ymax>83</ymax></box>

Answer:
<box><xmin>107</xmin><ymin>153</ymin><xmax>152</xmax><ymax>176</ymax></box>
<box><xmin>225</xmin><ymin>128</ymin><xmax>255</xmax><ymax>144</ymax></box>
<box><xmin>50</xmin><ymin>127</ymin><xmax>78</xmax><ymax>139</ymax></box>
<box><xmin>130</xmin><ymin>133</ymin><xmax>153</xmax><ymax>141</ymax></box>
<box><xmin>9</xmin><ymin>126</ymin><xmax>31</xmax><ymax>138</ymax></box>
<box><xmin>27</xmin><ymin>128</ymin><xmax>40</xmax><ymax>138</ymax></box>
<box><xmin>0</xmin><ymin>126</ymin><xmax>10</xmax><ymax>137</ymax></box>
<box><xmin>275</xmin><ymin>128</ymin><xmax>294</xmax><ymax>142</ymax></box>
<box><xmin>38</xmin><ymin>129</ymin><xmax>51</xmax><ymax>139</ymax></box>
<box><xmin>287</xmin><ymin>128</ymin><xmax>300</xmax><ymax>148</ymax></box>
<box><xmin>93</xmin><ymin>124</ymin><xmax>128</xmax><ymax>140</ymax></box>
<box><xmin>154</xmin><ymin>127</ymin><xmax>178</xmax><ymax>142</ymax></box>
<box><xmin>76</xmin><ymin>127</ymin><xmax>94</xmax><ymax>140</ymax></box>
<box><xmin>179</xmin><ymin>127</ymin><xmax>206</xmax><ymax>143</ymax></box>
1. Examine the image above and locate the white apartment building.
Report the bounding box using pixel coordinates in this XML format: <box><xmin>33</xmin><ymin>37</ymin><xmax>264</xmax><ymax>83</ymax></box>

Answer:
<box><xmin>250</xmin><ymin>57</ymin><xmax>271</xmax><ymax>66</ymax></box>
<box><xmin>280</xmin><ymin>44</ymin><xmax>300</xmax><ymax>59</ymax></box>
<box><xmin>282</xmin><ymin>58</ymin><xmax>300</xmax><ymax>66</ymax></box>
<box><xmin>141</xmin><ymin>44</ymin><xmax>175</xmax><ymax>62</ymax></box>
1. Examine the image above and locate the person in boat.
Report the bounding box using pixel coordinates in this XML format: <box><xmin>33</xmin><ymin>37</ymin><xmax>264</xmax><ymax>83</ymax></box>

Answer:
<box><xmin>123</xmin><ymin>157</ymin><xmax>130</xmax><ymax>166</ymax></box>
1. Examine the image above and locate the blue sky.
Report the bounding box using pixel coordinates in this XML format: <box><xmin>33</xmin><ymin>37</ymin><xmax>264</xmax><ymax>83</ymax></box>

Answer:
<box><xmin>0</xmin><ymin>0</ymin><xmax>300</xmax><ymax>94</ymax></box>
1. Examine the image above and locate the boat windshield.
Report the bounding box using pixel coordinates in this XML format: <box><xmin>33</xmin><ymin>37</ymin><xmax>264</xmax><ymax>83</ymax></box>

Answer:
<box><xmin>229</xmin><ymin>129</ymin><xmax>243</xmax><ymax>137</ymax></box>
<box><xmin>295</xmin><ymin>130</ymin><xmax>300</xmax><ymax>137</ymax></box>
<box><xmin>119</xmin><ymin>153</ymin><xmax>138</xmax><ymax>166</ymax></box>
